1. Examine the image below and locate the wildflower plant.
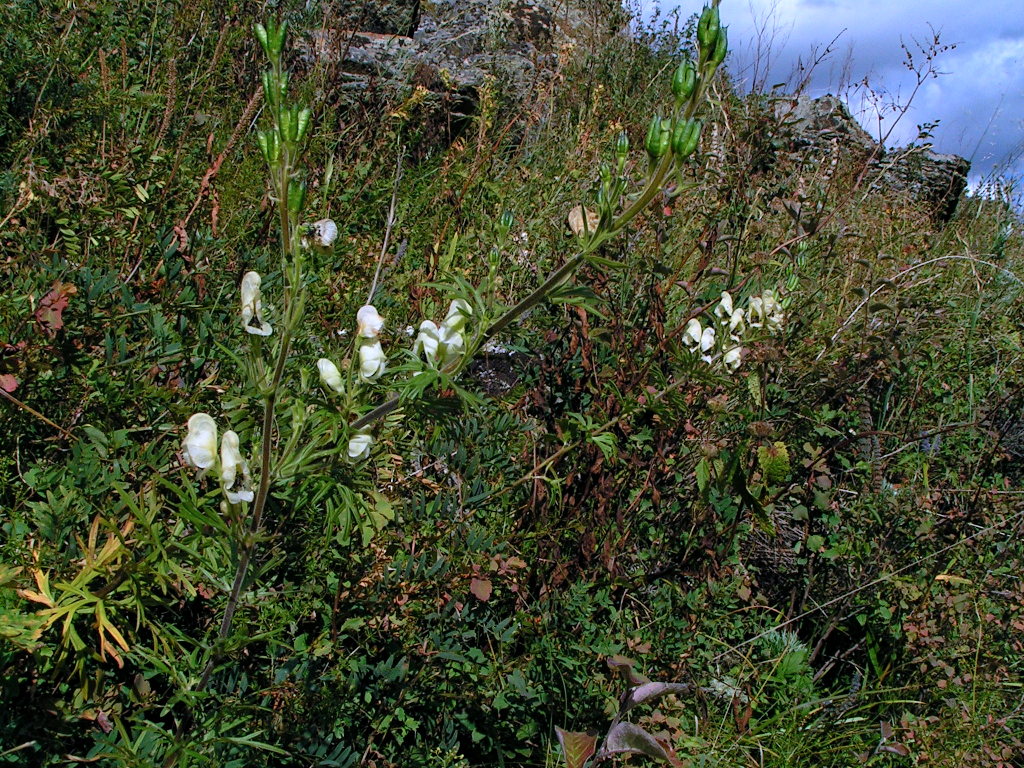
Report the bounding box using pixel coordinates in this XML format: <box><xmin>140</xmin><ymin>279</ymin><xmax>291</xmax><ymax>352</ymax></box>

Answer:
<box><xmin>169</xmin><ymin>2</ymin><xmax>736</xmax><ymax>761</ymax></box>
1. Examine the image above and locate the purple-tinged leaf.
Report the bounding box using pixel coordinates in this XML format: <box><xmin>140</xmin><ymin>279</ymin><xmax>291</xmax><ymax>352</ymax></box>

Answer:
<box><xmin>604</xmin><ymin>722</ymin><xmax>680</xmax><ymax>765</ymax></box>
<box><xmin>555</xmin><ymin>727</ymin><xmax>597</xmax><ymax>768</ymax></box>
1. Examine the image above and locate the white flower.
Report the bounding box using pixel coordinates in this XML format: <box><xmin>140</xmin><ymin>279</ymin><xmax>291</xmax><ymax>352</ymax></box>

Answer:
<box><xmin>723</xmin><ymin>346</ymin><xmax>743</xmax><ymax>373</ymax></box>
<box><xmin>348</xmin><ymin>430</ymin><xmax>373</xmax><ymax>462</ymax></box>
<box><xmin>441</xmin><ymin>299</ymin><xmax>472</xmax><ymax>335</ymax></box>
<box><xmin>748</xmin><ymin>290</ymin><xmax>784</xmax><ymax>334</ymax></box>
<box><xmin>700</xmin><ymin>325</ymin><xmax>716</xmax><ymax>353</ymax></box>
<box><xmin>747</xmin><ymin>296</ymin><xmax>764</xmax><ymax>328</ymax></box>
<box><xmin>356</xmin><ymin>305</ymin><xmax>384</xmax><ymax>339</ymax></box>
<box><xmin>728</xmin><ymin>308</ymin><xmax>746</xmax><ymax>337</ymax></box>
<box><xmin>317</xmin><ymin>358</ymin><xmax>344</xmax><ymax>393</ymax></box>
<box><xmin>683</xmin><ymin>318</ymin><xmax>703</xmax><ymax>351</ymax></box>
<box><xmin>240</xmin><ymin>271</ymin><xmax>272</xmax><ymax>336</ymax></box>
<box><xmin>313</xmin><ymin>219</ymin><xmax>338</xmax><ymax>247</ymax></box>
<box><xmin>220</xmin><ymin>430</ymin><xmax>254</xmax><ymax>504</ymax></box>
<box><xmin>714</xmin><ymin>291</ymin><xmax>734</xmax><ymax>322</ymax></box>
<box><xmin>358</xmin><ymin>338</ymin><xmax>386</xmax><ymax>380</ymax></box>
<box><xmin>700</xmin><ymin>325</ymin><xmax>716</xmax><ymax>364</ymax></box>
<box><xmin>414</xmin><ymin>320</ymin><xmax>441</xmax><ymax>366</ymax></box>
<box><xmin>182</xmin><ymin>413</ymin><xmax>218</xmax><ymax>471</ymax></box>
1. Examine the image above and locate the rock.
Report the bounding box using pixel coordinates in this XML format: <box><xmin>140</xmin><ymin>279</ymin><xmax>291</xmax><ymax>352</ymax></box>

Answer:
<box><xmin>774</xmin><ymin>94</ymin><xmax>970</xmax><ymax>221</ymax></box>
<box><xmin>774</xmin><ymin>93</ymin><xmax>879</xmax><ymax>163</ymax></box>
<box><xmin>298</xmin><ymin>0</ymin><xmax>586</xmax><ymax>151</ymax></box>
<box><xmin>877</xmin><ymin>146</ymin><xmax>970</xmax><ymax>222</ymax></box>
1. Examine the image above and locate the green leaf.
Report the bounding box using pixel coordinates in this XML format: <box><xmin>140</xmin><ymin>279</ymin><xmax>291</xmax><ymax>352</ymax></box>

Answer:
<box><xmin>695</xmin><ymin>458</ymin><xmax>710</xmax><ymax>494</ymax></box>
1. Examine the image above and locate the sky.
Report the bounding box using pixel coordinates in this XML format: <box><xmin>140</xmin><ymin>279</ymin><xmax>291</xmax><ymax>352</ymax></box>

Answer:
<box><xmin>658</xmin><ymin>0</ymin><xmax>1024</xmax><ymax>185</ymax></box>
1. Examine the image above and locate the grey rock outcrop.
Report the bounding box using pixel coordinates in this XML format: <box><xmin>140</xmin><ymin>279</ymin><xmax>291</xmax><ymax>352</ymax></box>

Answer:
<box><xmin>300</xmin><ymin>0</ymin><xmax>595</xmax><ymax>147</ymax></box>
<box><xmin>773</xmin><ymin>93</ymin><xmax>970</xmax><ymax>221</ymax></box>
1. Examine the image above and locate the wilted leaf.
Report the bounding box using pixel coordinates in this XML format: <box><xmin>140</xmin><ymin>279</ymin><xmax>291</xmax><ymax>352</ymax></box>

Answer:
<box><xmin>622</xmin><ymin>682</ymin><xmax>692</xmax><ymax>713</ymax></box>
<box><xmin>35</xmin><ymin>281</ymin><xmax>77</xmax><ymax>334</ymax></box>
<box><xmin>470</xmin><ymin>578</ymin><xmax>492</xmax><ymax>602</ymax></box>
<box><xmin>607</xmin><ymin>655</ymin><xmax>649</xmax><ymax>685</ymax></box>
<box><xmin>880</xmin><ymin>744</ymin><xmax>910</xmax><ymax>756</ymax></box>
<box><xmin>604</xmin><ymin>722</ymin><xmax>680</xmax><ymax>765</ymax></box>
<box><xmin>567</xmin><ymin>205</ymin><xmax>599</xmax><ymax>237</ymax></box>
<box><xmin>554</xmin><ymin>727</ymin><xmax>597</xmax><ymax>768</ymax></box>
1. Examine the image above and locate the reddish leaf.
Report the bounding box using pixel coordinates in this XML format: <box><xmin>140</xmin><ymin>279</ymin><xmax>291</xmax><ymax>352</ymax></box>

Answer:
<box><xmin>35</xmin><ymin>281</ymin><xmax>77</xmax><ymax>334</ymax></box>
<box><xmin>470</xmin><ymin>577</ymin><xmax>492</xmax><ymax>602</ymax></box>
<box><xmin>554</xmin><ymin>728</ymin><xmax>597</xmax><ymax>768</ymax></box>
<box><xmin>0</xmin><ymin>374</ymin><xmax>16</xmax><ymax>393</ymax></box>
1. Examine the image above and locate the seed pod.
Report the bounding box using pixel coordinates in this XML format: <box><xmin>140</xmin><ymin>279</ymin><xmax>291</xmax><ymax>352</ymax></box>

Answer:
<box><xmin>272</xmin><ymin>20</ymin><xmax>288</xmax><ymax>56</ymax></box>
<box><xmin>711</xmin><ymin>27</ymin><xmax>728</xmax><ymax>67</ymax></box>
<box><xmin>672</xmin><ymin>119</ymin><xmax>702</xmax><ymax>159</ymax></box>
<box><xmin>697</xmin><ymin>5</ymin><xmax>720</xmax><ymax>49</ymax></box>
<box><xmin>257</xmin><ymin>130</ymin><xmax>271</xmax><ymax>164</ymax></box>
<box><xmin>644</xmin><ymin>115</ymin><xmax>662</xmax><ymax>160</ymax></box>
<box><xmin>287</xmin><ymin>179</ymin><xmax>307</xmax><ymax>216</ymax></box>
<box><xmin>656</xmin><ymin>117</ymin><xmax>672</xmax><ymax>159</ymax></box>
<box><xmin>279</xmin><ymin>107</ymin><xmax>293</xmax><ymax>143</ymax></box>
<box><xmin>615</xmin><ymin>131</ymin><xmax>629</xmax><ymax>162</ymax></box>
<box><xmin>671</xmin><ymin>59</ymin><xmax>696</xmax><ymax>102</ymax></box>
<box><xmin>262</xmin><ymin>70</ymin><xmax>277</xmax><ymax>111</ymax></box>
<box><xmin>254</xmin><ymin>23</ymin><xmax>270</xmax><ymax>58</ymax></box>
<box><xmin>295</xmin><ymin>107</ymin><xmax>312</xmax><ymax>142</ymax></box>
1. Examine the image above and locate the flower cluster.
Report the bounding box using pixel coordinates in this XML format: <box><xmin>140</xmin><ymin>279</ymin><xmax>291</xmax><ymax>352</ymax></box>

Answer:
<box><xmin>181</xmin><ymin>413</ymin><xmax>254</xmax><ymax>504</ymax></box>
<box><xmin>414</xmin><ymin>299</ymin><xmax>472</xmax><ymax>369</ymax></box>
<box><xmin>683</xmin><ymin>289</ymin><xmax>784</xmax><ymax>373</ymax></box>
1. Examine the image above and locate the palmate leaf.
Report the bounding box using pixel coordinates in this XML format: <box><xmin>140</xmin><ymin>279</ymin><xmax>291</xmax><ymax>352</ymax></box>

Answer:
<box><xmin>555</xmin><ymin>727</ymin><xmax>597</xmax><ymax>768</ymax></box>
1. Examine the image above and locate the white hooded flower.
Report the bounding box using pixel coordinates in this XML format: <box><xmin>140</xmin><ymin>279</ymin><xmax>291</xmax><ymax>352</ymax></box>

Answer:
<box><xmin>358</xmin><ymin>338</ymin><xmax>386</xmax><ymax>381</ymax></box>
<box><xmin>714</xmin><ymin>291</ymin><xmax>734</xmax><ymax>322</ymax></box>
<box><xmin>356</xmin><ymin>305</ymin><xmax>384</xmax><ymax>339</ymax></box>
<box><xmin>723</xmin><ymin>346</ymin><xmax>743</xmax><ymax>373</ymax></box>
<box><xmin>700</xmin><ymin>325</ymin><xmax>716</xmax><ymax>364</ymax></box>
<box><xmin>441</xmin><ymin>299</ymin><xmax>472</xmax><ymax>335</ymax></box>
<box><xmin>348</xmin><ymin>430</ymin><xmax>373</xmax><ymax>462</ymax></box>
<box><xmin>317</xmin><ymin>358</ymin><xmax>344</xmax><ymax>393</ymax></box>
<box><xmin>748</xmin><ymin>290</ymin><xmax>784</xmax><ymax>334</ymax></box>
<box><xmin>414</xmin><ymin>320</ymin><xmax>441</xmax><ymax>366</ymax></box>
<box><xmin>728</xmin><ymin>308</ymin><xmax>746</xmax><ymax>337</ymax></box>
<box><xmin>240</xmin><ymin>271</ymin><xmax>272</xmax><ymax>336</ymax></box>
<box><xmin>220</xmin><ymin>430</ymin><xmax>254</xmax><ymax>504</ymax></box>
<box><xmin>700</xmin><ymin>325</ymin><xmax>716</xmax><ymax>353</ymax></box>
<box><xmin>312</xmin><ymin>219</ymin><xmax>338</xmax><ymax>248</ymax></box>
<box><xmin>683</xmin><ymin>318</ymin><xmax>703</xmax><ymax>351</ymax></box>
<box><xmin>182</xmin><ymin>413</ymin><xmax>218</xmax><ymax>472</ymax></box>
<box><xmin>747</xmin><ymin>296</ymin><xmax>764</xmax><ymax>328</ymax></box>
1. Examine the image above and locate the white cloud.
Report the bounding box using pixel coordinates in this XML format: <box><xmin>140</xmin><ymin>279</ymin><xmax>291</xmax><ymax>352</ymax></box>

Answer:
<box><xmin>659</xmin><ymin>0</ymin><xmax>1024</xmax><ymax>179</ymax></box>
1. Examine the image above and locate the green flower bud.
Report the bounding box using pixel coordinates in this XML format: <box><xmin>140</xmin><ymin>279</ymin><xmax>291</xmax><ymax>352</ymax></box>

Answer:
<box><xmin>499</xmin><ymin>210</ymin><xmax>514</xmax><ymax>235</ymax></box>
<box><xmin>657</xmin><ymin>118</ymin><xmax>672</xmax><ymax>158</ymax></box>
<box><xmin>671</xmin><ymin>118</ymin><xmax>702</xmax><ymax>159</ymax></box>
<box><xmin>671</xmin><ymin>59</ymin><xmax>697</xmax><ymax>102</ymax></box>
